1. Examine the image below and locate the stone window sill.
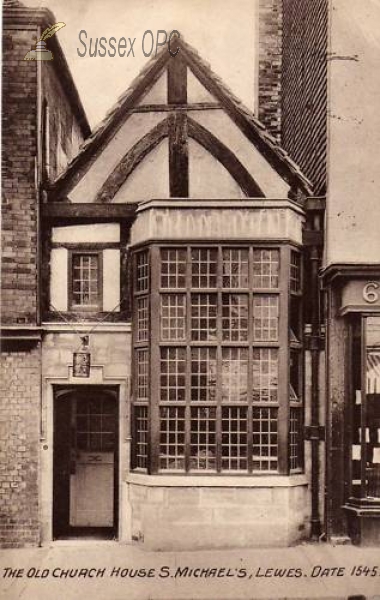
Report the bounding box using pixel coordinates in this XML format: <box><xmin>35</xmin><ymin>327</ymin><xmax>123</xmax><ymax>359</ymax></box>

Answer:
<box><xmin>126</xmin><ymin>472</ymin><xmax>308</xmax><ymax>488</ymax></box>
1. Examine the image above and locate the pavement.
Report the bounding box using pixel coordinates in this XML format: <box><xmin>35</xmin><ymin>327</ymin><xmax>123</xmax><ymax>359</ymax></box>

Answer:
<box><xmin>0</xmin><ymin>540</ymin><xmax>380</xmax><ymax>600</ymax></box>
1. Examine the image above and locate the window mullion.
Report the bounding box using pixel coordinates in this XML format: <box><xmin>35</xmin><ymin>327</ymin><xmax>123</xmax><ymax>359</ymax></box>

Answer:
<box><xmin>247</xmin><ymin>246</ymin><xmax>254</xmax><ymax>473</ymax></box>
<box><xmin>149</xmin><ymin>245</ymin><xmax>161</xmax><ymax>474</ymax></box>
<box><xmin>98</xmin><ymin>251</ymin><xmax>103</xmax><ymax>311</ymax></box>
<box><xmin>185</xmin><ymin>246</ymin><xmax>192</xmax><ymax>473</ymax></box>
<box><xmin>131</xmin><ymin>255</ymin><xmax>138</xmax><ymax>468</ymax></box>
<box><xmin>216</xmin><ymin>247</ymin><xmax>223</xmax><ymax>473</ymax></box>
<box><xmin>278</xmin><ymin>245</ymin><xmax>290</xmax><ymax>474</ymax></box>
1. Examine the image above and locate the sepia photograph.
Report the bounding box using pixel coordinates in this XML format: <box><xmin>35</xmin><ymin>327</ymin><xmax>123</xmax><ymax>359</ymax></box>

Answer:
<box><xmin>1</xmin><ymin>0</ymin><xmax>380</xmax><ymax>598</ymax></box>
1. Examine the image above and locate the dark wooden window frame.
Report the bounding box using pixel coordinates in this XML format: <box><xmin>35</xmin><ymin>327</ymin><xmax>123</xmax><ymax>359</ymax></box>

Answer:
<box><xmin>132</xmin><ymin>242</ymin><xmax>304</xmax><ymax>475</ymax></box>
<box><xmin>68</xmin><ymin>247</ymin><xmax>103</xmax><ymax>312</ymax></box>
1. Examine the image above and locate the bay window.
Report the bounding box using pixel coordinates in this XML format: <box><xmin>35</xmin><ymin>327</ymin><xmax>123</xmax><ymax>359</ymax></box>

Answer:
<box><xmin>132</xmin><ymin>244</ymin><xmax>304</xmax><ymax>475</ymax></box>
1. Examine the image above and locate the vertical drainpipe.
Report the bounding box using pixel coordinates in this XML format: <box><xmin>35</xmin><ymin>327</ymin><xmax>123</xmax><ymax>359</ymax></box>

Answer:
<box><xmin>36</xmin><ymin>27</ymin><xmax>43</xmax><ymax>432</ymax></box>
<box><xmin>36</xmin><ymin>26</ymin><xmax>43</xmax><ymax>547</ymax></box>
<box><xmin>309</xmin><ymin>214</ymin><xmax>322</xmax><ymax>539</ymax></box>
<box><xmin>36</xmin><ymin>28</ymin><xmax>42</xmax><ymax>328</ymax></box>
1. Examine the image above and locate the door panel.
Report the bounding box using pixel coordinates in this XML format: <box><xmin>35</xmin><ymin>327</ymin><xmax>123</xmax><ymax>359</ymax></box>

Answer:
<box><xmin>70</xmin><ymin>452</ymin><xmax>114</xmax><ymax>526</ymax></box>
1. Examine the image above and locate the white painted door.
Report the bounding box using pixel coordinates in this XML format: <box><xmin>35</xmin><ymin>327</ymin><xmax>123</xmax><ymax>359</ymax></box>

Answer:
<box><xmin>70</xmin><ymin>452</ymin><xmax>114</xmax><ymax>527</ymax></box>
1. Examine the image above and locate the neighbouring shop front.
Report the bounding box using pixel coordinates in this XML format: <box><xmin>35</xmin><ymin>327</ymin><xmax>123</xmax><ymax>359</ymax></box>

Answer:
<box><xmin>325</xmin><ymin>270</ymin><xmax>380</xmax><ymax>546</ymax></box>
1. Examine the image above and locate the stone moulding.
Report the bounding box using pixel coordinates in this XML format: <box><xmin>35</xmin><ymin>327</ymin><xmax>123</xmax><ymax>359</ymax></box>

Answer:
<box><xmin>131</xmin><ymin>199</ymin><xmax>305</xmax><ymax>246</ymax></box>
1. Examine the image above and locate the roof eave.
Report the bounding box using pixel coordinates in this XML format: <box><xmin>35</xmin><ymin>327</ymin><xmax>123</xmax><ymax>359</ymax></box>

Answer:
<box><xmin>3</xmin><ymin>5</ymin><xmax>91</xmax><ymax>139</ymax></box>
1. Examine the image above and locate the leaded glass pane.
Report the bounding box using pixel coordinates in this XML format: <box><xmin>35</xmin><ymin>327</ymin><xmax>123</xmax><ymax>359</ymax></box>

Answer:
<box><xmin>222</xmin><ymin>248</ymin><xmax>249</xmax><ymax>288</ymax></box>
<box><xmin>252</xmin><ymin>407</ymin><xmax>278</xmax><ymax>471</ymax></box>
<box><xmin>252</xmin><ymin>348</ymin><xmax>278</xmax><ymax>403</ymax></box>
<box><xmin>290</xmin><ymin>251</ymin><xmax>301</xmax><ymax>293</ymax></box>
<box><xmin>289</xmin><ymin>407</ymin><xmax>303</xmax><ymax>471</ymax></box>
<box><xmin>221</xmin><ymin>407</ymin><xmax>248</xmax><ymax>471</ymax></box>
<box><xmin>161</xmin><ymin>248</ymin><xmax>187</xmax><ymax>289</ymax></box>
<box><xmin>253</xmin><ymin>295</ymin><xmax>279</xmax><ymax>341</ymax></box>
<box><xmin>290</xmin><ymin>350</ymin><xmax>302</xmax><ymax>401</ymax></box>
<box><xmin>137</xmin><ymin>297</ymin><xmax>149</xmax><ymax>342</ymax></box>
<box><xmin>160</xmin><ymin>294</ymin><xmax>186</xmax><ymax>341</ymax></box>
<box><xmin>76</xmin><ymin>397</ymin><xmax>116</xmax><ymax>453</ymax></box>
<box><xmin>160</xmin><ymin>347</ymin><xmax>186</xmax><ymax>402</ymax></box>
<box><xmin>135</xmin><ymin>406</ymin><xmax>148</xmax><ymax>469</ymax></box>
<box><xmin>191</xmin><ymin>293</ymin><xmax>217</xmax><ymax>341</ymax></box>
<box><xmin>190</xmin><ymin>407</ymin><xmax>217</xmax><ymax>470</ymax></box>
<box><xmin>222</xmin><ymin>294</ymin><xmax>248</xmax><ymax>341</ymax></box>
<box><xmin>72</xmin><ymin>254</ymin><xmax>99</xmax><ymax>307</ymax></box>
<box><xmin>159</xmin><ymin>407</ymin><xmax>185</xmax><ymax>470</ymax></box>
<box><xmin>136</xmin><ymin>250</ymin><xmax>149</xmax><ymax>292</ymax></box>
<box><xmin>137</xmin><ymin>349</ymin><xmax>149</xmax><ymax>400</ymax></box>
<box><xmin>252</xmin><ymin>249</ymin><xmax>279</xmax><ymax>289</ymax></box>
<box><xmin>221</xmin><ymin>348</ymin><xmax>248</xmax><ymax>403</ymax></box>
<box><xmin>191</xmin><ymin>248</ymin><xmax>217</xmax><ymax>288</ymax></box>
<box><xmin>191</xmin><ymin>347</ymin><xmax>217</xmax><ymax>402</ymax></box>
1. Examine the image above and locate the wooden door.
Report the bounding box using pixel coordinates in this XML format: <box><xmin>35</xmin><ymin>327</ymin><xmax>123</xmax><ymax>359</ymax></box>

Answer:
<box><xmin>53</xmin><ymin>388</ymin><xmax>118</xmax><ymax>537</ymax></box>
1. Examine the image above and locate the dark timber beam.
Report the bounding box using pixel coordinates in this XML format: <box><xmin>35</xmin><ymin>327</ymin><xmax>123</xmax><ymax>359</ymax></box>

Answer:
<box><xmin>42</xmin><ymin>203</ymin><xmax>138</xmax><ymax>221</ymax></box>
<box><xmin>169</xmin><ymin>112</ymin><xmax>189</xmax><ymax>197</ymax></box>
<box><xmin>168</xmin><ymin>51</ymin><xmax>187</xmax><ymax>104</ymax></box>
<box><xmin>187</xmin><ymin>117</ymin><xmax>265</xmax><ymax>198</ymax></box>
<box><xmin>95</xmin><ymin>119</ymin><xmax>169</xmax><ymax>203</ymax></box>
<box><xmin>168</xmin><ymin>52</ymin><xmax>189</xmax><ymax>197</ymax></box>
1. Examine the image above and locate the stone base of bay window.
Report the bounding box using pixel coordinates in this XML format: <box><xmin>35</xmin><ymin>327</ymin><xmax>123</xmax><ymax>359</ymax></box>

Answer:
<box><xmin>126</xmin><ymin>474</ymin><xmax>309</xmax><ymax>550</ymax></box>
<box><xmin>344</xmin><ymin>503</ymin><xmax>380</xmax><ymax>546</ymax></box>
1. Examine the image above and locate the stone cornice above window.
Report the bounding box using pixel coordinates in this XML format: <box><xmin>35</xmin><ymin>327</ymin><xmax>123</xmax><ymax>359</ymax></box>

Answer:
<box><xmin>131</xmin><ymin>200</ymin><xmax>305</xmax><ymax>247</ymax></box>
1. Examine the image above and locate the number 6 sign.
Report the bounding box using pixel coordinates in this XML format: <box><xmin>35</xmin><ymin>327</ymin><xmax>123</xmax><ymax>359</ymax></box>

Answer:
<box><xmin>363</xmin><ymin>281</ymin><xmax>379</xmax><ymax>304</ymax></box>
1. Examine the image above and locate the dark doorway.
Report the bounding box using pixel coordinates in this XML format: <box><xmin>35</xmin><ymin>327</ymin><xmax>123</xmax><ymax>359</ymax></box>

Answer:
<box><xmin>53</xmin><ymin>387</ymin><xmax>119</xmax><ymax>539</ymax></box>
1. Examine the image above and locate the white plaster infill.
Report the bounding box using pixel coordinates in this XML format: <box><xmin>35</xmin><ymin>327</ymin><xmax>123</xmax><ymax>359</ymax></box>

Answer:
<box><xmin>127</xmin><ymin>472</ymin><xmax>308</xmax><ymax>488</ymax></box>
<box><xmin>131</xmin><ymin>198</ymin><xmax>305</xmax><ymax>246</ymax></box>
<box><xmin>52</xmin><ymin>223</ymin><xmax>120</xmax><ymax>243</ymax></box>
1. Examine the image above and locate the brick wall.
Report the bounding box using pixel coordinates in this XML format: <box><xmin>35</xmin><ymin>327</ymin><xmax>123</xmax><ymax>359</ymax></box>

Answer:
<box><xmin>0</xmin><ymin>344</ymin><xmax>41</xmax><ymax>547</ymax></box>
<box><xmin>281</xmin><ymin>0</ymin><xmax>328</xmax><ymax>194</ymax></box>
<box><xmin>1</xmin><ymin>8</ymin><xmax>42</xmax><ymax>548</ymax></box>
<box><xmin>257</xmin><ymin>0</ymin><xmax>283</xmax><ymax>141</ymax></box>
<box><xmin>257</xmin><ymin>0</ymin><xmax>328</xmax><ymax>193</ymax></box>
<box><xmin>2</xmin><ymin>23</ymin><xmax>38</xmax><ymax>325</ymax></box>
<box><xmin>1</xmin><ymin>5</ymin><xmax>89</xmax><ymax>548</ymax></box>
<box><xmin>1</xmin><ymin>13</ymin><xmax>87</xmax><ymax>326</ymax></box>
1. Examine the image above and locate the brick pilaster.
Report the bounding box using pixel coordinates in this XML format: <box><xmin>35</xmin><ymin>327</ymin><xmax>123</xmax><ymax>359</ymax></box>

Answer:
<box><xmin>2</xmin><ymin>18</ymin><xmax>39</xmax><ymax>325</ymax></box>
<box><xmin>257</xmin><ymin>0</ymin><xmax>283</xmax><ymax>141</ymax></box>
